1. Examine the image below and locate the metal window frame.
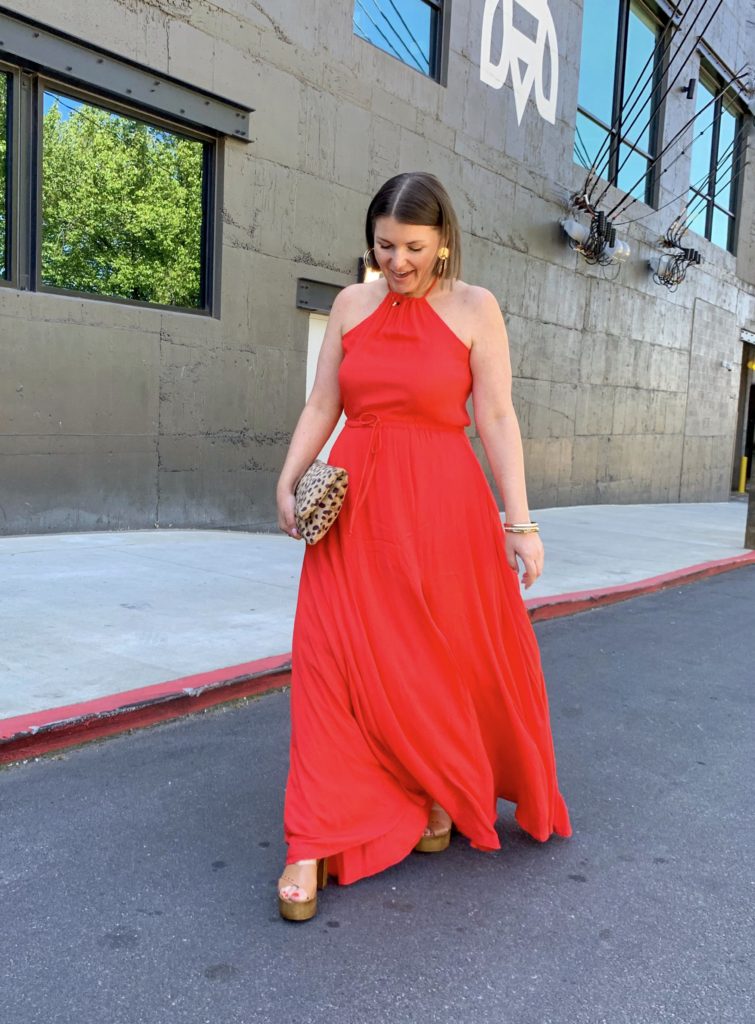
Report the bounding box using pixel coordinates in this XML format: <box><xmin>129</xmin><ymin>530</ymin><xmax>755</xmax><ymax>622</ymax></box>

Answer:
<box><xmin>31</xmin><ymin>75</ymin><xmax>218</xmax><ymax>314</ymax></box>
<box><xmin>0</xmin><ymin>60</ymin><xmax>29</xmax><ymax>292</ymax></box>
<box><xmin>575</xmin><ymin>0</ymin><xmax>667</xmax><ymax>207</ymax></box>
<box><xmin>702</xmin><ymin>77</ymin><xmax>721</xmax><ymax>242</ymax></box>
<box><xmin>613</xmin><ymin>0</ymin><xmax>665</xmax><ymax>205</ymax></box>
<box><xmin>0</xmin><ymin>6</ymin><xmax>258</xmax><ymax>314</ymax></box>
<box><xmin>0</xmin><ymin>9</ymin><xmax>253</xmax><ymax>140</ymax></box>
<box><xmin>430</xmin><ymin>0</ymin><xmax>451</xmax><ymax>87</ymax></box>
<box><xmin>694</xmin><ymin>63</ymin><xmax>747</xmax><ymax>255</ymax></box>
<box><xmin>0</xmin><ymin>63</ymin><xmax>14</xmax><ymax>282</ymax></box>
<box><xmin>353</xmin><ymin>0</ymin><xmax>449</xmax><ymax>86</ymax></box>
<box><xmin>726</xmin><ymin>106</ymin><xmax>748</xmax><ymax>257</ymax></box>
<box><xmin>0</xmin><ymin>60</ymin><xmax>223</xmax><ymax>314</ymax></box>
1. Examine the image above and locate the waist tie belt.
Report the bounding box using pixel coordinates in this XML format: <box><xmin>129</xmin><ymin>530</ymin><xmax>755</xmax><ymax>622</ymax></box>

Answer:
<box><xmin>344</xmin><ymin>413</ymin><xmax>465</xmax><ymax>535</ymax></box>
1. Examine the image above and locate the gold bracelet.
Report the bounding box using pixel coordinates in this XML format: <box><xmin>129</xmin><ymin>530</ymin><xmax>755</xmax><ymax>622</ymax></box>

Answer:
<box><xmin>503</xmin><ymin>521</ymin><xmax>540</xmax><ymax>534</ymax></box>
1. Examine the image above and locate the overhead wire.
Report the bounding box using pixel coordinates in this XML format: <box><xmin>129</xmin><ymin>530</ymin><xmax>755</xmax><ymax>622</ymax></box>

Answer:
<box><xmin>603</xmin><ymin>61</ymin><xmax>748</xmax><ymax>220</ymax></box>
<box><xmin>354</xmin><ymin>0</ymin><xmax>425</xmax><ymax>73</ymax></box>
<box><xmin>587</xmin><ymin>0</ymin><xmax>716</xmax><ymax>198</ymax></box>
<box><xmin>593</xmin><ymin>0</ymin><xmax>729</xmax><ymax>205</ymax></box>
<box><xmin>354</xmin><ymin>1</ymin><xmax>413</xmax><ymax>67</ymax></box>
<box><xmin>384</xmin><ymin>0</ymin><xmax>430</xmax><ymax>71</ymax></box>
<box><xmin>680</xmin><ymin>122</ymin><xmax>743</xmax><ymax>222</ymax></box>
<box><xmin>574</xmin><ymin>123</ymin><xmax>594</xmax><ymax>169</ymax></box>
<box><xmin>591</xmin><ymin>0</ymin><xmax>731</xmax><ymax>209</ymax></box>
<box><xmin>583</xmin><ymin>0</ymin><xmax>691</xmax><ymax>195</ymax></box>
<box><xmin>612</xmin><ymin>116</ymin><xmax>746</xmax><ymax>226</ymax></box>
<box><xmin>680</xmin><ymin>157</ymin><xmax>743</xmax><ymax>234</ymax></box>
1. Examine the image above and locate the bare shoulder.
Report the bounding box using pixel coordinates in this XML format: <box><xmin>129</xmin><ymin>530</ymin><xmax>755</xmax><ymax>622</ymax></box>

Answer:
<box><xmin>459</xmin><ymin>283</ymin><xmax>507</xmax><ymax>345</ymax></box>
<box><xmin>438</xmin><ymin>281</ymin><xmax>499</xmax><ymax>316</ymax></box>
<box><xmin>336</xmin><ymin>279</ymin><xmax>387</xmax><ymax>335</ymax></box>
<box><xmin>432</xmin><ymin>281</ymin><xmax>504</xmax><ymax>351</ymax></box>
<box><xmin>459</xmin><ymin>283</ymin><xmax>502</xmax><ymax>317</ymax></box>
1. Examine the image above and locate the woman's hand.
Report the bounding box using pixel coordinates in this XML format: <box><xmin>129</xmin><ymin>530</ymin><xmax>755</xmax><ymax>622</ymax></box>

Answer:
<box><xmin>504</xmin><ymin>531</ymin><xmax>544</xmax><ymax>589</ymax></box>
<box><xmin>277</xmin><ymin>487</ymin><xmax>301</xmax><ymax>540</ymax></box>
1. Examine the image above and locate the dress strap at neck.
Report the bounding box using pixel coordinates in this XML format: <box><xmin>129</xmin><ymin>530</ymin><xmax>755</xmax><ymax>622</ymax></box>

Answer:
<box><xmin>386</xmin><ymin>275</ymin><xmax>440</xmax><ymax>301</ymax></box>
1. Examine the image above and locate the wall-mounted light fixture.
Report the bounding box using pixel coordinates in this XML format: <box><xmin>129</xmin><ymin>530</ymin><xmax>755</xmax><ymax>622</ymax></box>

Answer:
<box><xmin>648</xmin><ymin>245</ymin><xmax>701</xmax><ymax>291</ymax></box>
<box><xmin>561</xmin><ymin>210</ymin><xmax>630</xmax><ymax>267</ymax></box>
<box><xmin>602</xmin><ymin>238</ymin><xmax>631</xmax><ymax>262</ymax></box>
<box><xmin>560</xmin><ymin>216</ymin><xmax>590</xmax><ymax>245</ymax></box>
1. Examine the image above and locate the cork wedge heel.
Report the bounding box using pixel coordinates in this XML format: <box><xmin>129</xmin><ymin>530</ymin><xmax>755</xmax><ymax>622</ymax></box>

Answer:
<box><xmin>414</xmin><ymin>804</ymin><xmax>453</xmax><ymax>853</ymax></box>
<box><xmin>278</xmin><ymin>857</ymin><xmax>329</xmax><ymax>922</ymax></box>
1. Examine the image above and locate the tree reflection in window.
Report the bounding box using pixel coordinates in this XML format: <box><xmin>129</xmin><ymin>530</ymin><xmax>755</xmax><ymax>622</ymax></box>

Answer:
<box><xmin>41</xmin><ymin>91</ymin><xmax>206</xmax><ymax>308</ymax></box>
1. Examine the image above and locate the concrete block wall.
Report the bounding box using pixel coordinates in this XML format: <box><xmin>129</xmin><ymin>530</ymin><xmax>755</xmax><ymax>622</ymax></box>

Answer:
<box><xmin>0</xmin><ymin>0</ymin><xmax>754</xmax><ymax>534</ymax></box>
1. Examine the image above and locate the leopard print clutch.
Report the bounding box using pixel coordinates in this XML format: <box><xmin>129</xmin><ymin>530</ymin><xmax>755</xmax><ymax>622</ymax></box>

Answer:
<box><xmin>294</xmin><ymin>459</ymin><xmax>349</xmax><ymax>545</ymax></box>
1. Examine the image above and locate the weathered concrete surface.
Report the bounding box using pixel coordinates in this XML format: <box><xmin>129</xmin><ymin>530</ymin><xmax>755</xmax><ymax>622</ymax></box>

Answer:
<box><xmin>0</xmin><ymin>0</ymin><xmax>754</xmax><ymax>533</ymax></box>
<box><xmin>0</xmin><ymin>566</ymin><xmax>753</xmax><ymax>1024</ymax></box>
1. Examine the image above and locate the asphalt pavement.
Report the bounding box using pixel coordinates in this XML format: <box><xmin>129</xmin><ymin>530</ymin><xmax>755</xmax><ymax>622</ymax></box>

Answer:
<box><xmin>2</xmin><ymin>566</ymin><xmax>752</xmax><ymax>1024</ymax></box>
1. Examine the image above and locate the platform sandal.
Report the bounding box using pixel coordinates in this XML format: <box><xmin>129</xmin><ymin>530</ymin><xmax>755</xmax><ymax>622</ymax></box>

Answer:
<box><xmin>278</xmin><ymin>857</ymin><xmax>329</xmax><ymax>922</ymax></box>
<box><xmin>414</xmin><ymin>803</ymin><xmax>453</xmax><ymax>853</ymax></box>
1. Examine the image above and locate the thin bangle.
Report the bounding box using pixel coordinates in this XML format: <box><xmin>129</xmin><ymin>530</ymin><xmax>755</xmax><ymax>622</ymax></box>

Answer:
<box><xmin>503</xmin><ymin>522</ymin><xmax>540</xmax><ymax>534</ymax></box>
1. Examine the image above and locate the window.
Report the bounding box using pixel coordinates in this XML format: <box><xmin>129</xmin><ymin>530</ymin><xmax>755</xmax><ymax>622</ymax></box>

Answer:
<box><xmin>0</xmin><ymin>10</ymin><xmax>253</xmax><ymax>314</ymax></box>
<box><xmin>41</xmin><ymin>90</ymin><xmax>207</xmax><ymax>308</ymax></box>
<box><xmin>353</xmin><ymin>0</ymin><xmax>446</xmax><ymax>81</ymax></box>
<box><xmin>0</xmin><ymin>73</ymin><xmax>215</xmax><ymax>312</ymax></box>
<box><xmin>1</xmin><ymin>72</ymin><xmax>8</xmax><ymax>279</ymax></box>
<box><xmin>574</xmin><ymin>0</ymin><xmax>666</xmax><ymax>204</ymax></box>
<box><xmin>686</xmin><ymin>71</ymin><xmax>744</xmax><ymax>254</ymax></box>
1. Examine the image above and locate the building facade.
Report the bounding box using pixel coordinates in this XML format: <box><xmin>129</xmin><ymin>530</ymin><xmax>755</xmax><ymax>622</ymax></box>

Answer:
<box><xmin>0</xmin><ymin>0</ymin><xmax>753</xmax><ymax>535</ymax></box>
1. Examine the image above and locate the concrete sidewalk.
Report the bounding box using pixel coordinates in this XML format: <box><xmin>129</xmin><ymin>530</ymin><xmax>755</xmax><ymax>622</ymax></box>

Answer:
<box><xmin>1</xmin><ymin>499</ymin><xmax>752</xmax><ymax>760</ymax></box>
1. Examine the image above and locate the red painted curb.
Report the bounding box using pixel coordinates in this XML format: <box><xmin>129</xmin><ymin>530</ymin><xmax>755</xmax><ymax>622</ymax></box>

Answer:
<box><xmin>525</xmin><ymin>550</ymin><xmax>755</xmax><ymax>622</ymax></box>
<box><xmin>2</xmin><ymin>551</ymin><xmax>753</xmax><ymax>766</ymax></box>
<box><xmin>0</xmin><ymin>654</ymin><xmax>292</xmax><ymax>766</ymax></box>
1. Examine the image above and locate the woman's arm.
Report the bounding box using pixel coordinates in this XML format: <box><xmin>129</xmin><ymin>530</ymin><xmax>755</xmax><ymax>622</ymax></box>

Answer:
<box><xmin>276</xmin><ymin>285</ymin><xmax>356</xmax><ymax>536</ymax></box>
<box><xmin>469</xmin><ymin>287</ymin><xmax>543</xmax><ymax>587</ymax></box>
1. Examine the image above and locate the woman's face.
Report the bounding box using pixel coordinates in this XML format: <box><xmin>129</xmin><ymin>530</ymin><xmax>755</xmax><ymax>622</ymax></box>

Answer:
<box><xmin>372</xmin><ymin>215</ymin><xmax>443</xmax><ymax>297</ymax></box>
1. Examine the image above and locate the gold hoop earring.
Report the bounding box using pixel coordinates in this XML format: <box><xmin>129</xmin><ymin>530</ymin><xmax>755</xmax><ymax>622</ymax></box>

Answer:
<box><xmin>363</xmin><ymin>247</ymin><xmax>376</xmax><ymax>271</ymax></box>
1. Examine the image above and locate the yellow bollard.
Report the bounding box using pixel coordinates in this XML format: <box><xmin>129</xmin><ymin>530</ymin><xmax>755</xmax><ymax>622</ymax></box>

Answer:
<box><xmin>739</xmin><ymin>456</ymin><xmax>748</xmax><ymax>494</ymax></box>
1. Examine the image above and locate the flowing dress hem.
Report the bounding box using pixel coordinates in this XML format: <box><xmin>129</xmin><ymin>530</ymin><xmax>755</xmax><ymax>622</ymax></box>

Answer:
<box><xmin>287</xmin><ymin>799</ymin><xmax>430</xmax><ymax>886</ymax></box>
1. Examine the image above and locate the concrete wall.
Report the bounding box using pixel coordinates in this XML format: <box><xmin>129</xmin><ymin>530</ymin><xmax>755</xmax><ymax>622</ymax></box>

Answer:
<box><xmin>1</xmin><ymin>0</ymin><xmax>754</xmax><ymax>534</ymax></box>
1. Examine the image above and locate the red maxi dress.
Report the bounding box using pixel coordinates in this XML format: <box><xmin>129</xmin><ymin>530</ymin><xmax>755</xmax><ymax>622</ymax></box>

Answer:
<box><xmin>283</xmin><ymin>278</ymin><xmax>571</xmax><ymax>885</ymax></box>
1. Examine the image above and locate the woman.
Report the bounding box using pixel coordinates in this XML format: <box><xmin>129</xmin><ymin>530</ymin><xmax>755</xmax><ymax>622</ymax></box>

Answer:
<box><xmin>275</xmin><ymin>171</ymin><xmax>571</xmax><ymax>922</ymax></box>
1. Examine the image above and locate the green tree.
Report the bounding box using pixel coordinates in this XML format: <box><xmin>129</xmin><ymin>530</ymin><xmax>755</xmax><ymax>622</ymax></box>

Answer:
<box><xmin>41</xmin><ymin>96</ymin><xmax>205</xmax><ymax>307</ymax></box>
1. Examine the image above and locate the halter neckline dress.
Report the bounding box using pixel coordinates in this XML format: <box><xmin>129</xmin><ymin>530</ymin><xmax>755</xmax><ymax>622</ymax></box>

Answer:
<box><xmin>283</xmin><ymin>277</ymin><xmax>571</xmax><ymax>885</ymax></box>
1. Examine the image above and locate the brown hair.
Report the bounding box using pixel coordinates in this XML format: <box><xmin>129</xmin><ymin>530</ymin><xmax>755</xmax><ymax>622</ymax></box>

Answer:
<box><xmin>365</xmin><ymin>171</ymin><xmax>462</xmax><ymax>284</ymax></box>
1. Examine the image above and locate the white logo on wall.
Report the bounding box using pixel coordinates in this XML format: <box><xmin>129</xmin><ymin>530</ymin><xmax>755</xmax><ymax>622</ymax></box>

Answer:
<box><xmin>480</xmin><ymin>0</ymin><xmax>558</xmax><ymax>125</ymax></box>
